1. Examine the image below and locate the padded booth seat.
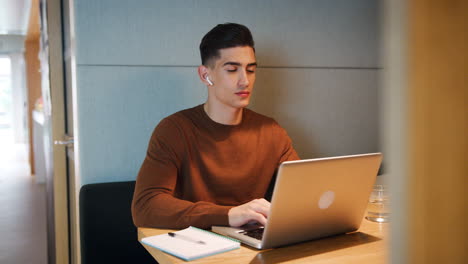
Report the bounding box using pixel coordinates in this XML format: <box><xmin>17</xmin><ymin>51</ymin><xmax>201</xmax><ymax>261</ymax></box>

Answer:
<box><xmin>80</xmin><ymin>181</ymin><xmax>155</xmax><ymax>263</ymax></box>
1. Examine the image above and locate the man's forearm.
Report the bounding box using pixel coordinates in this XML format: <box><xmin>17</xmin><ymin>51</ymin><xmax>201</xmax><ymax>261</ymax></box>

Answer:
<box><xmin>132</xmin><ymin>192</ymin><xmax>232</xmax><ymax>229</ymax></box>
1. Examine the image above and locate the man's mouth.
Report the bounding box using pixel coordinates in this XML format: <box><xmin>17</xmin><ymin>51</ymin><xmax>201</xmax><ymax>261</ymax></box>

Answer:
<box><xmin>235</xmin><ymin>91</ymin><xmax>250</xmax><ymax>97</ymax></box>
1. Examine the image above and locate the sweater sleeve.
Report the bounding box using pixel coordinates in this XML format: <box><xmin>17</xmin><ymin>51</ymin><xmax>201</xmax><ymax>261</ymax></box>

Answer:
<box><xmin>276</xmin><ymin>123</ymin><xmax>300</xmax><ymax>164</ymax></box>
<box><xmin>131</xmin><ymin>118</ymin><xmax>232</xmax><ymax>229</ymax></box>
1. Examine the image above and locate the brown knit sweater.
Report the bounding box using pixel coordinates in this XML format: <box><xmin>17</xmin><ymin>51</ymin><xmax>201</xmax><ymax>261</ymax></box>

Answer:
<box><xmin>131</xmin><ymin>104</ymin><xmax>299</xmax><ymax>229</ymax></box>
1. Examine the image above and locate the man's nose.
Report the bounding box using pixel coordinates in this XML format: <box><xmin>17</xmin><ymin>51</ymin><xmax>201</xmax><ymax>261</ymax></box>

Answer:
<box><xmin>238</xmin><ymin>70</ymin><xmax>250</xmax><ymax>87</ymax></box>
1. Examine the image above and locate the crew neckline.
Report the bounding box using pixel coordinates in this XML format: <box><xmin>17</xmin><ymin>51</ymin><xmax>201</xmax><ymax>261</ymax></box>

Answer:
<box><xmin>198</xmin><ymin>104</ymin><xmax>246</xmax><ymax>129</ymax></box>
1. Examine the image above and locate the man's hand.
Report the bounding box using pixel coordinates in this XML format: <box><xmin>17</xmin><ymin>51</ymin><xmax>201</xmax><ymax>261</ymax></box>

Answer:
<box><xmin>228</xmin><ymin>198</ymin><xmax>271</xmax><ymax>227</ymax></box>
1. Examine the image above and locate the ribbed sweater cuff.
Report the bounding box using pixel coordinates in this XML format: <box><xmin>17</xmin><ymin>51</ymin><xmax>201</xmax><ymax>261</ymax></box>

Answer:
<box><xmin>209</xmin><ymin>205</ymin><xmax>233</xmax><ymax>226</ymax></box>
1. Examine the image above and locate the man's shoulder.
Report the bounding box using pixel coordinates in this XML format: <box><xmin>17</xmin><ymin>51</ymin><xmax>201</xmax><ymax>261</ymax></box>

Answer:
<box><xmin>162</xmin><ymin>104</ymin><xmax>202</xmax><ymax>124</ymax></box>
<box><xmin>152</xmin><ymin>105</ymin><xmax>202</xmax><ymax>138</ymax></box>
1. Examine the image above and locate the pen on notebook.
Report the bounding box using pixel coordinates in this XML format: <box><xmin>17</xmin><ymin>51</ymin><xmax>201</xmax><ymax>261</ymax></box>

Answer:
<box><xmin>168</xmin><ymin>232</ymin><xmax>206</xmax><ymax>245</ymax></box>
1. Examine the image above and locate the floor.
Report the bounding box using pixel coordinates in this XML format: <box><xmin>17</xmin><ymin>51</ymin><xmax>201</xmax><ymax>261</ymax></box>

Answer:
<box><xmin>0</xmin><ymin>128</ymin><xmax>48</xmax><ymax>264</ymax></box>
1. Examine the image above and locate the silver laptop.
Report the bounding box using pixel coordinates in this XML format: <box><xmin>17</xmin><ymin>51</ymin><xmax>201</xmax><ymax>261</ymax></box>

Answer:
<box><xmin>212</xmin><ymin>153</ymin><xmax>382</xmax><ymax>249</ymax></box>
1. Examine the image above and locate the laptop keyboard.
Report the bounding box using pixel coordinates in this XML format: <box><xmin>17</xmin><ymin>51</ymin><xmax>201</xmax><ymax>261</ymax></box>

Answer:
<box><xmin>240</xmin><ymin>228</ymin><xmax>264</xmax><ymax>240</ymax></box>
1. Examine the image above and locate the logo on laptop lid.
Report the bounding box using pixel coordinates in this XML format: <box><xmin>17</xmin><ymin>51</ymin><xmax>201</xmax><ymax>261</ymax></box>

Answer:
<box><xmin>318</xmin><ymin>191</ymin><xmax>335</xmax><ymax>209</ymax></box>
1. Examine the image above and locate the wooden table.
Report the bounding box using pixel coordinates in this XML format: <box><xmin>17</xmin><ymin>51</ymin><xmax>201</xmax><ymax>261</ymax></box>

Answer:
<box><xmin>138</xmin><ymin>219</ymin><xmax>388</xmax><ymax>264</ymax></box>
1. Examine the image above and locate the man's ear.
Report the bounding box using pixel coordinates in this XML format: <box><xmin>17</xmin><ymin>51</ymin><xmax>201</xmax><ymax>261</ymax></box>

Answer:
<box><xmin>198</xmin><ymin>65</ymin><xmax>211</xmax><ymax>86</ymax></box>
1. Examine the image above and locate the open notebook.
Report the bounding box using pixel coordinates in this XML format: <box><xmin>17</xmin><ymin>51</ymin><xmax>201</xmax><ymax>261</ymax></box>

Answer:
<box><xmin>141</xmin><ymin>226</ymin><xmax>240</xmax><ymax>261</ymax></box>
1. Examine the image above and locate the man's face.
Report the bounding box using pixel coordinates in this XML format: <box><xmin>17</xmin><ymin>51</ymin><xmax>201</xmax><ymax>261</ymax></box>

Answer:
<box><xmin>207</xmin><ymin>46</ymin><xmax>257</xmax><ymax>110</ymax></box>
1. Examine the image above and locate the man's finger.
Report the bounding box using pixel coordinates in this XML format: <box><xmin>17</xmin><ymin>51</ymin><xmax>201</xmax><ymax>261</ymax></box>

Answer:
<box><xmin>249</xmin><ymin>200</ymin><xmax>270</xmax><ymax>217</ymax></box>
<box><xmin>250</xmin><ymin>212</ymin><xmax>267</xmax><ymax>226</ymax></box>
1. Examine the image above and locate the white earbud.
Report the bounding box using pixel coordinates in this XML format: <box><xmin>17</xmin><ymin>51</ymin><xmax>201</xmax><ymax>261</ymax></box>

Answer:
<box><xmin>206</xmin><ymin>76</ymin><xmax>213</xmax><ymax>85</ymax></box>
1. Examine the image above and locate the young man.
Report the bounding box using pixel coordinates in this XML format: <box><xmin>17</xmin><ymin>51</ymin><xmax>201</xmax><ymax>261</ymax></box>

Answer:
<box><xmin>132</xmin><ymin>23</ymin><xmax>299</xmax><ymax>229</ymax></box>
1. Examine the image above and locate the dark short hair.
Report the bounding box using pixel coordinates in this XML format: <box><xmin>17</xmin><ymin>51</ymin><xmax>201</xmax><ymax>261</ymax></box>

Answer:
<box><xmin>199</xmin><ymin>23</ymin><xmax>255</xmax><ymax>67</ymax></box>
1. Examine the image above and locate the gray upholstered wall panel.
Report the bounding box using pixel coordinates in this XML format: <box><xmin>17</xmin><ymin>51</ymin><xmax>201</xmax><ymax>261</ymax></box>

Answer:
<box><xmin>75</xmin><ymin>0</ymin><xmax>380</xmax><ymax>67</ymax></box>
<box><xmin>75</xmin><ymin>65</ymin><xmax>379</xmax><ymax>184</ymax></box>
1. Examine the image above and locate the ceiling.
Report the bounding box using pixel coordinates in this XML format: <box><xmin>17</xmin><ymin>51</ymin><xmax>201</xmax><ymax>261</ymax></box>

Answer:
<box><xmin>0</xmin><ymin>0</ymin><xmax>32</xmax><ymax>35</ymax></box>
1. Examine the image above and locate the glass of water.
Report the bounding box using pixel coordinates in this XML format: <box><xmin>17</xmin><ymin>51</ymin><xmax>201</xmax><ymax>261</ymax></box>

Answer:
<box><xmin>366</xmin><ymin>184</ymin><xmax>390</xmax><ymax>223</ymax></box>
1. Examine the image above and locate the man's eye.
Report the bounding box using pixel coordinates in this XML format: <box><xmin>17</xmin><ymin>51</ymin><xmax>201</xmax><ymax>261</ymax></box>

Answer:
<box><xmin>247</xmin><ymin>69</ymin><xmax>256</xmax><ymax>73</ymax></box>
<box><xmin>226</xmin><ymin>68</ymin><xmax>237</xmax><ymax>72</ymax></box>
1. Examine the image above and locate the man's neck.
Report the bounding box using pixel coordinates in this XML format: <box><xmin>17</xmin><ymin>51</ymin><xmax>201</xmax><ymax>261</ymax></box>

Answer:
<box><xmin>203</xmin><ymin>103</ymin><xmax>243</xmax><ymax>125</ymax></box>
